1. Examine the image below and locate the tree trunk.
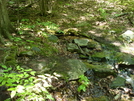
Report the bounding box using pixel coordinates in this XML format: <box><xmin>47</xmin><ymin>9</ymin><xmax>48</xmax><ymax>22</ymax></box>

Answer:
<box><xmin>0</xmin><ymin>0</ymin><xmax>16</xmax><ymax>43</ymax></box>
<box><xmin>39</xmin><ymin>0</ymin><xmax>56</xmax><ymax>16</ymax></box>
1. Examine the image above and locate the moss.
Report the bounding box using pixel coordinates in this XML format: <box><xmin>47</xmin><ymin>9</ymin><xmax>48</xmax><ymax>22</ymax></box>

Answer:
<box><xmin>85</xmin><ymin>96</ymin><xmax>108</xmax><ymax>101</ymax></box>
<box><xmin>40</xmin><ymin>41</ymin><xmax>59</xmax><ymax>56</ymax></box>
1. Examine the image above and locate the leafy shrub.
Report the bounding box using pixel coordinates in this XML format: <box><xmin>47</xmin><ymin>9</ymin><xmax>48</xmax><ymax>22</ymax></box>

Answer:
<box><xmin>0</xmin><ymin>64</ymin><xmax>54</xmax><ymax>101</ymax></box>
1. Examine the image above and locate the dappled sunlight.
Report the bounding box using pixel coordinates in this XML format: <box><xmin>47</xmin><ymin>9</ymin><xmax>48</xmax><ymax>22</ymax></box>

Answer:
<box><xmin>0</xmin><ymin>0</ymin><xmax>134</xmax><ymax>101</ymax></box>
<box><xmin>120</xmin><ymin>46</ymin><xmax>134</xmax><ymax>56</ymax></box>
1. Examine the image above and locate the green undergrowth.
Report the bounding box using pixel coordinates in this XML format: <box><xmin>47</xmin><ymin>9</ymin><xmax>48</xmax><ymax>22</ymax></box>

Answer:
<box><xmin>0</xmin><ymin>20</ymin><xmax>63</xmax><ymax>100</ymax></box>
<box><xmin>3</xmin><ymin>20</ymin><xmax>61</xmax><ymax>65</ymax></box>
<box><xmin>0</xmin><ymin>20</ymin><xmax>62</xmax><ymax>100</ymax></box>
<box><xmin>0</xmin><ymin>64</ymin><xmax>54</xmax><ymax>101</ymax></box>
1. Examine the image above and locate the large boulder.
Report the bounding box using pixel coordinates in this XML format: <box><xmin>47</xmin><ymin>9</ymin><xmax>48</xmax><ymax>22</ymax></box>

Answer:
<box><xmin>27</xmin><ymin>57</ymin><xmax>88</xmax><ymax>80</ymax></box>
<box><xmin>53</xmin><ymin>59</ymin><xmax>88</xmax><ymax>80</ymax></box>
<box><xmin>85</xmin><ymin>63</ymin><xmax>116</xmax><ymax>78</ymax></box>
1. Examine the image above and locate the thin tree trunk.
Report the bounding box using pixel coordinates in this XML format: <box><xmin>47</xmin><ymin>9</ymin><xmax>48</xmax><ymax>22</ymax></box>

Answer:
<box><xmin>0</xmin><ymin>0</ymin><xmax>16</xmax><ymax>43</ymax></box>
<box><xmin>39</xmin><ymin>0</ymin><xmax>56</xmax><ymax>16</ymax></box>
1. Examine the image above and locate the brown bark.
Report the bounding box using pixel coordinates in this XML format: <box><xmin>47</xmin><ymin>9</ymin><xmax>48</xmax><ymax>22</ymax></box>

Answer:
<box><xmin>0</xmin><ymin>0</ymin><xmax>16</xmax><ymax>43</ymax></box>
<box><xmin>39</xmin><ymin>0</ymin><xmax>56</xmax><ymax>16</ymax></box>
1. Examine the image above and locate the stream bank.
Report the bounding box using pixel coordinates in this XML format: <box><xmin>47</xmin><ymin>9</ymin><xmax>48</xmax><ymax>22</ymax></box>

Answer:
<box><xmin>0</xmin><ymin>0</ymin><xmax>134</xmax><ymax>100</ymax></box>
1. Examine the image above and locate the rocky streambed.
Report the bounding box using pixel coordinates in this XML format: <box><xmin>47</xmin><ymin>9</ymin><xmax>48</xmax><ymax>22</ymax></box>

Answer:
<box><xmin>19</xmin><ymin>28</ymin><xmax>134</xmax><ymax>101</ymax></box>
<box><xmin>0</xmin><ymin>28</ymin><xmax>134</xmax><ymax>101</ymax></box>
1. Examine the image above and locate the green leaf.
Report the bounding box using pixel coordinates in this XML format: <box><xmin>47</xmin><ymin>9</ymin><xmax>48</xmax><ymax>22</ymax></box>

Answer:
<box><xmin>24</xmin><ymin>73</ymin><xmax>29</xmax><ymax>78</ymax></box>
<box><xmin>28</xmin><ymin>77</ymin><xmax>35</xmax><ymax>82</ymax></box>
<box><xmin>7</xmin><ymin>78</ymin><xmax>14</xmax><ymax>83</ymax></box>
<box><xmin>24</xmin><ymin>69</ymin><xmax>32</xmax><ymax>72</ymax></box>
<box><xmin>11</xmin><ymin>91</ymin><xmax>16</xmax><ymax>98</ymax></box>
<box><xmin>83</xmin><ymin>81</ymin><xmax>89</xmax><ymax>86</ymax></box>
<box><xmin>1</xmin><ymin>65</ymin><xmax>7</xmax><ymax>69</ymax></box>
<box><xmin>46</xmin><ymin>94</ymin><xmax>54</xmax><ymax>100</ymax></box>
<box><xmin>30</xmin><ymin>71</ymin><xmax>36</xmax><ymax>76</ymax></box>
<box><xmin>77</xmin><ymin>84</ymin><xmax>86</xmax><ymax>92</ymax></box>
<box><xmin>24</xmin><ymin>80</ymin><xmax>29</xmax><ymax>84</ymax></box>
<box><xmin>3</xmin><ymin>70</ymin><xmax>9</xmax><ymax>72</ymax></box>
<box><xmin>17</xmin><ymin>74</ymin><xmax>24</xmax><ymax>78</ymax></box>
<box><xmin>2</xmin><ymin>80</ymin><xmax>6</xmax><ymax>85</ymax></box>
<box><xmin>4</xmin><ymin>98</ymin><xmax>11</xmax><ymax>101</ymax></box>
<box><xmin>0</xmin><ymin>78</ymin><xmax>3</xmax><ymax>82</ymax></box>
<box><xmin>16</xmin><ymin>66</ymin><xmax>21</xmax><ymax>70</ymax></box>
<box><xmin>8</xmin><ymin>67</ymin><xmax>12</xmax><ymax>70</ymax></box>
<box><xmin>8</xmin><ymin>87</ymin><xmax>16</xmax><ymax>91</ymax></box>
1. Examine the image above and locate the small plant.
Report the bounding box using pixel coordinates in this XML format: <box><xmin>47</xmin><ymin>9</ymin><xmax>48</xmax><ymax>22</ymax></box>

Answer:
<box><xmin>98</xmin><ymin>8</ymin><xmax>108</xmax><ymax>20</ymax></box>
<box><xmin>36</xmin><ymin>21</ymin><xmax>59</xmax><ymax>31</ymax></box>
<box><xmin>12</xmin><ymin>37</ymin><xmax>22</xmax><ymax>42</ymax></box>
<box><xmin>0</xmin><ymin>64</ymin><xmax>54</xmax><ymax>101</ymax></box>
<box><xmin>77</xmin><ymin>75</ymin><xmax>90</xmax><ymax>92</ymax></box>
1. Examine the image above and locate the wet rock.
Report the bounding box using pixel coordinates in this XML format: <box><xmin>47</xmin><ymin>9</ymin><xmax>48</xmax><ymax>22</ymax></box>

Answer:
<box><xmin>84</xmin><ymin>69</ymin><xmax>94</xmax><ymax>80</ymax></box>
<box><xmin>118</xmin><ymin>64</ymin><xmax>134</xmax><ymax>75</ymax></box>
<box><xmin>118</xmin><ymin>70</ymin><xmax>134</xmax><ymax>91</ymax></box>
<box><xmin>110</xmin><ymin>76</ymin><xmax>126</xmax><ymax>88</ymax></box>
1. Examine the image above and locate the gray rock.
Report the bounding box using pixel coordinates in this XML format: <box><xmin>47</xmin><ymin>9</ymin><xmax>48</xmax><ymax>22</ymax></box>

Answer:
<box><xmin>67</xmin><ymin>43</ymin><xmax>79</xmax><ymax>52</ymax></box>
<box><xmin>110</xmin><ymin>76</ymin><xmax>126</xmax><ymax>88</ymax></box>
<box><xmin>74</xmin><ymin>38</ymin><xmax>89</xmax><ymax>46</ymax></box>
<box><xmin>48</xmin><ymin>35</ymin><xmax>59</xmax><ymax>43</ymax></box>
<box><xmin>28</xmin><ymin>58</ymin><xmax>88</xmax><ymax>80</ymax></box>
<box><xmin>121</xmin><ymin>30</ymin><xmax>134</xmax><ymax>43</ymax></box>
<box><xmin>53</xmin><ymin>59</ymin><xmax>88</xmax><ymax>80</ymax></box>
<box><xmin>28</xmin><ymin>60</ymin><xmax>50</xmax><ymax>73</ymax></box>
<box><xmin>66</xmin><ymin>59</ymin><xmax>88</xmax><ymax>80</ymax></box>
<box><xmin>91</xmin><ymin>51</ymin><xmax>108</xmax><ymax>62</ymax></box>
<box><xmin>85</xmin><ymin>63</ymin><xmax>116</xmax><ymax>78</ymax></box>
<box><xmin>87</xmin><ymin>39</ymin><xmax>101</xmax><ymax>49</ymax></box>
<box><xmin>116</xmin><ymin>52</ymin><xmax>134</xmax><ymax>64</ymax></box>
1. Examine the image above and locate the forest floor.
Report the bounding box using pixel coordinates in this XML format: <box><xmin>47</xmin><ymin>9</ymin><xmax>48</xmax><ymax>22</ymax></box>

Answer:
<box><xmin>0</xmin><ymin>0</ymin><xmax>134</xmax><ymax>101</ymax></box>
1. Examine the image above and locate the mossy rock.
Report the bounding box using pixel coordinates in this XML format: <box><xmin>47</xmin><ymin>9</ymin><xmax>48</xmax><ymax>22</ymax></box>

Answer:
<box><xmin>53</xmin><ymin>59</ymin><xmax>88</xmax><ymax>80</ymax></box>
<box><xmin>116</xmin><ymin>52</ymin><xmax>134</xmax><ymax>64</ymax></box>
<box><xmin>85</xmin><ymin>96</ymin><xmax>109</xmax><ymax>101</ymax></box>
<box><xmin>110</xmin><ymin>76</ymin><xmax>126</xmax><ymax>88</ymax></box>
<box><xmin>67</xmin><ymin>43</ymin><xmax>79</xmax><ymax>52</ymax></box>
<box><xmin>85</xmin><ymin>63</ymin><xmax>116</xmax><ymax>77</ymax></box>
<box><xmin>74</xmin><ymin>38</ymin><xmax>89</xmax><ymax>46</ymax></box>
<box><xmin>87</xmin><ymin>39</ymin><xmax>101</xmax><ymax>50</ymax></box>
<box><xmin>63</xmin><ymin>28</ymin><xmax>79</xmax><ymax>36</ymax></box>
<box><xmin>91</xmin><ymin>51</ymin><xmax>108</xmax><ymax>62</ymax></box>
